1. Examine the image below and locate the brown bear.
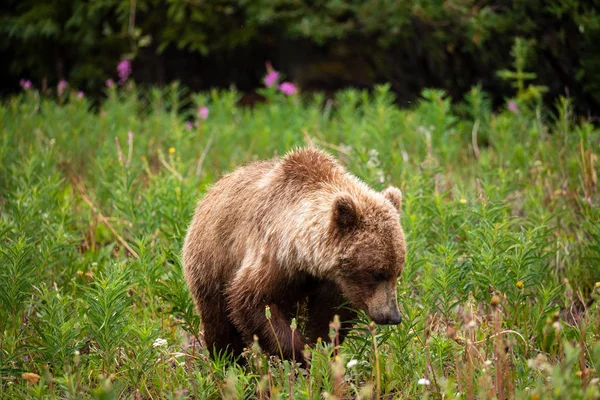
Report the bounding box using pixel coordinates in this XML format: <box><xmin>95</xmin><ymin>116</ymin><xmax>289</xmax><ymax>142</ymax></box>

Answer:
<box><xmin>182</xmin><ymin>147</ymin><xmax>406</xmax><ymax>363</ymax></box>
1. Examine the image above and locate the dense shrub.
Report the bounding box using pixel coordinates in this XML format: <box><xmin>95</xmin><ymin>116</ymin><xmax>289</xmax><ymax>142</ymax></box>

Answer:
<box><xmin>2</xmin><ymin>1</ymin><xmax>600</xmax><ymax>114</ymax></box>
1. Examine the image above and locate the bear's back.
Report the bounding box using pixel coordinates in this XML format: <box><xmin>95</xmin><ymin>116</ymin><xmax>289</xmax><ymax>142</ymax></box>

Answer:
<box><xmin>279</xmin><ymin>148</ymin><xmax>343</xmax><ymax>189</ymax></box>
<box><xmin>184</xmin><ymin>148</ymin><xmax>356</xmax><ymax>279</ymax></box>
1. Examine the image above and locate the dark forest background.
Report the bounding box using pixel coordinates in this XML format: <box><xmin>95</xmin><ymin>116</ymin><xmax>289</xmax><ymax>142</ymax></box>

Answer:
<box><xmin>2</xmin><ymin>0</ymin><xmax>600</xmax><ymax>114</ymax></box>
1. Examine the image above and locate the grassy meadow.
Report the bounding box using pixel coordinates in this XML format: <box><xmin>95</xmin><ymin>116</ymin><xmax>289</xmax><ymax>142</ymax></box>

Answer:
<box><xmin>1</xmin><ymin>82</ymin><xmax>599</xmax><ymax>399</ymax></box>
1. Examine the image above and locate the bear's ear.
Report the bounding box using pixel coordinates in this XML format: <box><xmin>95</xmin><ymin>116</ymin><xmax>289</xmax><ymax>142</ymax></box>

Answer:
<box><xmin>382</xmin><ymin>186</ymin><xmax>403</xmax><ymax>214</ymax></box>
<box><xmin>331</xmin><ymin>194</ymin><xmax>359</xmax><ymax>233</ymax></box>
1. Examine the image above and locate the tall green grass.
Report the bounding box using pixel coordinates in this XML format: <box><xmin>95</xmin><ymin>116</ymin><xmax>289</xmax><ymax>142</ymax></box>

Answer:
<box><xmin>0</xmin><ymin>82</ymin><xmax>599</xmax><ymax>399</ymax></box>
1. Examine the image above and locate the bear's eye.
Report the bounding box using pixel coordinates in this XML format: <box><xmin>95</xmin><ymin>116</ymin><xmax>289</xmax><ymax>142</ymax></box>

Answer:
<box><xmin>372</xmin><ymin>271</ymin><xmax>388</xmax><ymax>282</ymax></box>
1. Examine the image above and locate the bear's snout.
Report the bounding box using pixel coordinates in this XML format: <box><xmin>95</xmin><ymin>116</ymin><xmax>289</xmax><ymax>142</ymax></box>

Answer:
<box><xmin>364</xmin><ymin>281</ymin><xmax>402</xmax><ymax>325</ymax></box>
<box><xmin>382</xmin><ymin>309</ymin><xmax>402</xmax><ymax>325</ymax></box>
<box><xmin>369</xmin><ymin>306</ymin><xmax>402</xmax><ymax>325</ymax></box>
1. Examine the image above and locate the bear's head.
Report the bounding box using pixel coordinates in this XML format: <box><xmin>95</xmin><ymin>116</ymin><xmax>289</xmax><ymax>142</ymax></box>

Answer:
<box><xmin>330</xmin><ymin>186</ymin><xmax>405</xmax><ymax>325</ymax></box>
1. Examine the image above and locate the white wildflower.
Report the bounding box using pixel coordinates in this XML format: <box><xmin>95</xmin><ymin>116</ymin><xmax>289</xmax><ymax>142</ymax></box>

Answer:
<box><xmin>417</xmin><ymin>378</ymin><xmax>431</xmax><ymax>386</ymax></box>
<box><xmin>552</xmin><ymin>321</ymin><xmax>561</xmax><ymax>331</ymax></box>
<box><xmin>339</xmin><ymin>143</ymin><xmax>352</xmax><ymax>155</ymax></box>
<box><xmin>153</xmin><ymin>338</ymin><xmax>168</xmax><ymax>348</ymax></box>
<box><xmin>367</xmin><ymin>149</ymin><xmax>380</xmax><ymax>168</ymax></box>
<box><xmin>346</xmin><ymin>359</ymin><xmax>358</xmax><ymax>368</ymax></box>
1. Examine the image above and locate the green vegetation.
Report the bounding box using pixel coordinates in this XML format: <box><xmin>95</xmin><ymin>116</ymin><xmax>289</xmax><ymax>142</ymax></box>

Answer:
<box><xmin>3</xmin><ymin>0</ymin><xmax>600</xmax><ymax>112</ymax></box>
<box><xmin>1</xmin><ymin>79</ymin><xmax>599</xmax><ymax>399</ymax></box>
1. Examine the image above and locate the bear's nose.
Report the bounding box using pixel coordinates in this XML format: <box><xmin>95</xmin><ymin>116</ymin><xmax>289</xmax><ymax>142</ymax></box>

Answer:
<box><xmin>385</xmin><ymin>314</ymin><xmax>401</xmax><ymax>325</ymax></box>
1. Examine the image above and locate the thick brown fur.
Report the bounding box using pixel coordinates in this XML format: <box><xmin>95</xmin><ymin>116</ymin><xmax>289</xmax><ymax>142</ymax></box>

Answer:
<box><xmin>182</xmin><ymin>147</ymin><xmax>406</xmax><ymax>363</ymax></box>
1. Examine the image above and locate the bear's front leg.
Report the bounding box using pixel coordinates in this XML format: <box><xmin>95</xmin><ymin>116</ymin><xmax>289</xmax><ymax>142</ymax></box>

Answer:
<box><xmin>306</xmin><ymin>280</ymin><xmax>357</xmax><ymax>344</ymax></box>
<box><xmin>226</xmin><ymin>264</ymin><xmax>307</xmax><ymax>363</ymax></box>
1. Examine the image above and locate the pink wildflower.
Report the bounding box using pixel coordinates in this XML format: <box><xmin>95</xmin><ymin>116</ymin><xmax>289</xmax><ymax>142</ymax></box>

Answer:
<box><xmin>199</xmin><ymin>107</ymin><xmax>209</xmax><ymax>120</ymax></box>
<box><xmin>19</xmin><ymin>79</ymin><xmax>32</xmax><ymax>90</ymax></box>
<box><xmin>77</xmin><ymin>91</ymin><xmax>84</xmax><ymax>99</ymax></box>
<box><xmin>264</xmin><ymin>71</ymin><xmax>279</xmax><ymax>88</ymax></box>
<box><xmin>279</xmin><ymin>82</ymin><xmax>297</xmax><ymax>96</ymax></box>
<box><xmin>106</xmin><ymin>79</ymin><xmax>115</xmax><ymax>88</ymax></box>
<box><xmin>185</xmin><ymin>121</ymin><xmax>193</xmax><ymax>130</ymax></box>
<box><xmin>508</xmin><ymin>101</ymin><xmax>518</xmax><ymax>114</ymax></box>
<box><xmin>57</xmin><ymin>80</ymin><xmax>68</xmax><ymax>96</ymax></box>
<box><xmin>264</xmin><ymin>62</ymin><xmax>280</xmax><ymax>88</ymax></box>
<box><xmin>117</xmin><ymin>59</ymin><xmax>132</xmax><ymax>84</ymax></box>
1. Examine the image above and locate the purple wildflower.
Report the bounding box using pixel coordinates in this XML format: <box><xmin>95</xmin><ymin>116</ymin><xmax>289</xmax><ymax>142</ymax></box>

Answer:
<box><xmin>508</xmin><ymin>101</ymin><xmax>518</xmax><ymax>114</ymax></box>
<box><xmin>77</xmin><ymin>91</ymin><xmax>84</xmax><ymax>99</ymax></box>
<box><xmin>263</xmin><ymin>61</ymin><xmax>280</xmax><ymax>88</ymax></box>
<box><xmin>279</xmin><ymin>82</ymin><xmax>297</xmax><ymax>96</ymax></box>
<box><xmin>199</xmin><ymin>107</ymin><xmax>209</xmax><ymax>120</ymax></box>
<box><xmin>582</xmin><ymin>197</ymin><xmax>592</xmax><ymax>206</ymax></box>
<box><xmin>106</xmin><ymin>79</ymin><xmax>115</xmax><ymax>88</ymax></box>
<box><xmin>19</xmin><ymin>79</ymin><xmax>32</xmax><ymax>90</ymax></box>
<box><xmin>185</xmin><ymin>121</ymin><xmax>193</xmax><ymax>130</ymax></box>
<box><xmin>264</xmin><ymin>71</ymin><xmax>279</xmax><ymax>88</ymax></box>
<box><xmin>58</xmin><ymin>80</ymin><xmax>68</xmax><ymax>96</ymax></box>
<box><xmin>117</xmin><ymin>59</ymin><xmax>132</xmax><ymax>84</ymax></box>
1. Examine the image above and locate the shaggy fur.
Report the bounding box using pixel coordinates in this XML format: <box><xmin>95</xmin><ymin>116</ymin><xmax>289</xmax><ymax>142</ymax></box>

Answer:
<box><xmin>182</xmin><ymin>148</ymin><xmax>406</xmax><ymax>363</ymax></box>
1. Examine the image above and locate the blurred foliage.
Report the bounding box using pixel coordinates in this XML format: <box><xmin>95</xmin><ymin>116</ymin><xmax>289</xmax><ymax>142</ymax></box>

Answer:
<box><xmin>2</xmin><ymin>0</ymin><xmax>600</xmax><ymax>113</ymax></box>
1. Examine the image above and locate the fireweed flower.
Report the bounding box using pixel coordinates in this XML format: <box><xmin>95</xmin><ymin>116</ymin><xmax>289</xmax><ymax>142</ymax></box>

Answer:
<box><xmin>77</xmin><ymin>91</ymin><xmax>84</xmax><ymax>99</ymax></box>
<box><xmin>185</xmin><ymin>121</ymin><xmax>193</xmax><ymax>130</ymax></box>
<box><xmin>19</xmin><ymin>79</ymin><xmax>32</xmax><ymax>90</ymax></box>
<box><xmin>58</xmin><ymin>80</ymin><xmax>68</xmax><ymax>96</ymax></box>
<box><xmin>117</xmin><ymin>59</ymin><xmax>132</xmax><ymax>84</ymax></box>
<box><xmin>264</xmin><ymin>70</ymin><xmax>279</xmax><ymax>87</ymax></box>
<box><xmin>264</xmin><ymin>61</ymin><xmax>280</xmax><ymax>88</ymax></box>
<box><xmin>106</xmin><ymin>79</ymin><xmax>115</xmax><ymax>88</ymax></box>
<box><xmin>198</xmin><ymin>106</ymin><xmax>209</xmax><ymax>120</ymax></box>
<box><xmin>508</xmin><ymin>100</ymin><xmax>518</xmax><ymax>114</ymax></box>
<box><xmin>279</xmin><ymin>82</ymin><xmax>297</xmax><ymax>96</ymax></box>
